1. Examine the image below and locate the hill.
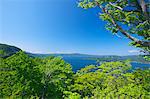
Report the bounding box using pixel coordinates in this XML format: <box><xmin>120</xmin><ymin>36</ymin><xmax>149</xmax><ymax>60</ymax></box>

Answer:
<box><xmin>30</xmin><ymin>53</ymin><xmax>149</xmax><ymax>64</ymax></box>
<box><xmin>0</xmin><ymin>43</ymin><xmax>21</xmax><ymax>58</ymax></box>
<box><xmin>0</xmin><ymin>43</ymin><xmax>149</xmax><ymax>63</ymax></box>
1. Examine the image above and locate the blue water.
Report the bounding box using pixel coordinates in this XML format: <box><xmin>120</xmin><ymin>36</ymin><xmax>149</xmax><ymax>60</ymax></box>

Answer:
<box><xmin>63</xmin><ymin>57</ymin><xmax>97</xmax><ymax>72</ymax></box>
<box><xmin>63</xmin><ymin>57</ymin><xmax>150</xmax><ymax>72</ymax></box>
<box><xmin>131</xmin><ymin>63</ymin><xmax>150</xmax><ymax>70</ymax></box>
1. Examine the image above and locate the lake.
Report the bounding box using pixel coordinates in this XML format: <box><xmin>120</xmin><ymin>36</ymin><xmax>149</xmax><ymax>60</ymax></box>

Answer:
<box><xmin>63</xmin><ymin>57</ymin><xmax>150</xmax><ymax>72</ymax></box>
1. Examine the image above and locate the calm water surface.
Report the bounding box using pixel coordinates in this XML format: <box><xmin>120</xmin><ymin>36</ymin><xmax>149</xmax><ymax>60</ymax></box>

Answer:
<box><xmin>63</xmin><ymin>57</ymin><xmax>150</xmax><ymax>72</ymax></box>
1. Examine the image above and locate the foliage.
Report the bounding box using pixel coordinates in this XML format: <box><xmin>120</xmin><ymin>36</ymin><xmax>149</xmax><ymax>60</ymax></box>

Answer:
<box><xmin>78</xmin><ymin>0</ymin><xmax>150</xmax><ymax>53</ymax></box>
<box><xmin>65</xmin><ymin>61</ymin><xmax>150</xmax><ymax>99</ymax></box>
<box><xmin>0</xmin><ymin>51</ymin><xmax>73</xmax><ymax>98</ymax></box>
<box><xmin>144</xmin><ymin>55</ymin><xmax>150</xmax><ymax>61</ymax></box>
<box><xmin>38</xmin><ymin>56</ymin><xmax>73</xmax><ymax>98</ymax></box>
<box><xmin>0</xmin><ymin>52</ymin><xmax>149</xmax><ymax>98</ymax></box>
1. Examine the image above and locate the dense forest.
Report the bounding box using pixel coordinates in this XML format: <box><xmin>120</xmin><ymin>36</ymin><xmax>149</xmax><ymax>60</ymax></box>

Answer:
<box><xmin>0</xmin><ymin>51</ymin><xmax>150</xmax><ymax>98</ymax></box>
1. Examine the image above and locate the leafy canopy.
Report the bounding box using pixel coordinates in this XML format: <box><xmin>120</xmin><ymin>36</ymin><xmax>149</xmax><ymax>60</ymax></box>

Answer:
<box><xmin>0</xmin><ymin>51</ymin><xmax>73</xmax><ymax>98</ymax></box>
<box><xmin>0</xmin><ymin>52</ymin><xmax>150</xmax><ymax>99</ymax></box>
<box><xmin>65</xmin><ymin>61</ymin><xmax>150</xmax><ymax>99</ymax></box>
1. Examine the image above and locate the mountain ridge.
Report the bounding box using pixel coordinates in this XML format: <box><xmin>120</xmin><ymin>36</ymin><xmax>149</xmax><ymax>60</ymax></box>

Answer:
<box><xmin>0</xmin><ymin>43</ymin><xmax>149</xmax><ymax>63</ymax></box>
<box><xmin>0</xmin><ymin>43</ymin><xmax>21</xmax><ymax>58</ymax></box>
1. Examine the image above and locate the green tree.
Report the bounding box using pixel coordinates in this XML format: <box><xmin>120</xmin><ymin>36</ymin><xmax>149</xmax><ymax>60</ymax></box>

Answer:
<box><xmin>0</xmin><ymin>50</ymin><xmax>7</xmax><ymax>58</ymax></box>
<box><xmin>0</xmin><ymin>51</ymin><xmax>42</xmax><ymax>98</ymax></box>
<box><xmin>65</xmin><ymin>61</ymin><xmax>150</xmax><ymax>98</ymax></box>
<box><xmin>38</xmin><ymin>56</ymin><xmax>73</xmax><ymax>99</ymax></box>
<box><xmin>0</xmin><ymin>51</ymin><xmax>73</xmax><ymax>98</ymax></box>
<box><xmin>78</xmin><ymin>0</ymin><xmax>150</xmax><ymax>53</ymax></box>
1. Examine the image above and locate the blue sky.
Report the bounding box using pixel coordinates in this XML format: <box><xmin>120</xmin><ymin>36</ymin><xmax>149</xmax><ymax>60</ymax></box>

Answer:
<box><xmin>0</xmin><ymin>0</ymin><xmax>140</xmax><ymax>55</ymax></box>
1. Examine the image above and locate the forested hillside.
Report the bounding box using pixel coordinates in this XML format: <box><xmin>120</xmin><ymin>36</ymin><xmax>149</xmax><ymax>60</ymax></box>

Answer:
<box><xmin>95</xmin><ymin>55</ymin><xmax>150</xmax><ymax>63</ymax></box>
<box><xmin>0</xmin><ymin>43</ymin><xmax>148</xmax><ymax>64</ymax></box>
<box><xmin>0</xmin><ymin>51</ymin><xmax>150</xmax><ymax>98</ymax></box>
<box><xmin>0</xmin><ymin>43</ymin><xmax>21</xmax><ymax>58</ymax></box>
<box><xmin>31</xmin><ymin>53</ymin><xmax>149</xmax><ymax>64</ymax></box>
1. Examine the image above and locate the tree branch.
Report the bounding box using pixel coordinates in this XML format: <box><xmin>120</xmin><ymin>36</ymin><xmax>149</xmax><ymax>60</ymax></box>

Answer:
<box><xmin>109</xmin><ymin>2</ymin><xmax>123</xmax><ymax>10</ymax></box>
<box><xmin>96</xmin><ymin>2</ymin><xmax>150</xmax><ymax>48</ymax></box>
<box><xmin>99</xmin><ymin>5</ymin><xmax>139</xmax><ymax>41</ymax></box>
